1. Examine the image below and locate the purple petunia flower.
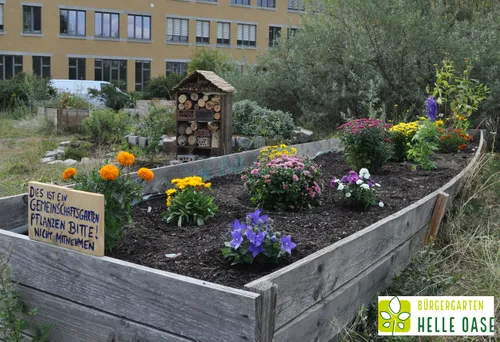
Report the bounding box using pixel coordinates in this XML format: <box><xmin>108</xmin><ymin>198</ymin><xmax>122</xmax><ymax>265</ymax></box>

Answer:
<box><xmin>248</xmin><ymin>243</ymin><xmax>265</xmax><ymax>258</ymax></box>
<box><xmin>230</xmin><ymin>229</ymin><xmax>244</xmax><ymax>250</ymax></box>
<box><xmin>281</xmin><ymin>235</ymin><xmax>297</xmax><ymax>255</ymax></box>
<box><xmin>232</xmin><ymin>219</ymin><xmax>247</xmax><ymax>231</ymax></box>
<box><xmin>426</xmin><ymin>96</ymin><xmax>438</xmax><ymax>122</ymax></box>
<box><xmin>247</xmin><ymin>208</ymin><xmax>269</xmax><ymax>225</ymax></box>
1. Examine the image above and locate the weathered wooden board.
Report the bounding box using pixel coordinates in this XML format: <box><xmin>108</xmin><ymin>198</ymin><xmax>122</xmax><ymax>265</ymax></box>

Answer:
<box><xmin>0</xmin><ymin>230</ymin><xmax>259</xmax><ymax>342</ymax></box>
<box><xmin>273</xmin><ymin>226</ymin><xmax>428</xmax><ymax>342</ymax></box>
<box><xmin>17</xmin><ymin>285</ymin><xmax>195</xmax><ymax>342</ymax></box>
<box><xmin>0</xmin><ymin>194</ymin><xmax>27</xmax><ymax>230</ymax></box>
<box><xmin>245</xmin><ymin>195</ymin><xmax>436</xmax><ymax>328</ymax></box>
<box><xmin>27</xmin><ymin>181</ymin><xmax>105</xmax><ymax>256</ymax></box>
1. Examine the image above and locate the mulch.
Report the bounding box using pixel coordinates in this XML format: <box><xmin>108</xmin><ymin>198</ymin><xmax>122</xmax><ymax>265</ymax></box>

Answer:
<box><xmin>108</xmin><ymin>142</ymin><xmax>478</xmax><ymax>289</ymax></box>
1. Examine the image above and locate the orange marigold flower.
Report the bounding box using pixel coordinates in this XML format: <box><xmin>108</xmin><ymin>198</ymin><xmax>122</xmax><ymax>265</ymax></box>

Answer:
<box><xmin>439</xmin><ymin>137</ymin><xmax>445</xmax><ymax>141</ymax></box>
<box><xmin>453</xmin><ymin>129</ymin><xmax>462</xmax><ymax>133</ymax></box>
<box><xmin>116</xmin><ymin>151</ymin><xmax>135</xmax><ymax>167</ymax></box>
<box><xmin>458</xmin><ymin>144</ymin><xmax>467</xmax><ymax>150</ymax></box>
<box><xmin>62</xmin><ymin>167</ymin><xmax>77</xmax><ymax>180</ymax></box>
<box><xmin>99</xmin><ymin>165</ymin><xmax>120</xmax><ymax>181</ymax></box>
<box><xmin>138</xmin><ymin>168</ymin><xmax>154</xmax><ymax>181</ymax></box>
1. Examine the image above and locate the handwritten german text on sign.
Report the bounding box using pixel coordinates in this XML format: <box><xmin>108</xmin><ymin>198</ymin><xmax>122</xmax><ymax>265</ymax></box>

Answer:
<box><xmin>28</xmin><ymin>181</ymin><xmax>105</xmax><ymax>256</ymax></box>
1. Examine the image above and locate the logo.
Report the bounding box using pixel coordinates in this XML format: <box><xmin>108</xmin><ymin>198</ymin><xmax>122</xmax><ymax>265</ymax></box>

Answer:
<box><xmin>378</xmin><ymin>296</ymin><xmax>495</xmax><ymax>336</ymax></box>
<box><xmin>378</xmin><ymin>296</ymin><xmax>411</xmax><ymax>334</ymax></box>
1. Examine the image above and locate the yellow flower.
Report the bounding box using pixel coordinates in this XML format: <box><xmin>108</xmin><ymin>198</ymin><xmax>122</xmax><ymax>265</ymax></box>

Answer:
<box><xmin>166</xmin><ymin>189</ymin><xmax>177</xmax><ymax>196</ymax></box>
<box><xmin>435</xmin><ymin>120</ymin><xmax>444</xmax><ymax>126</ymax></box>
<box><xmin>204</xmin><ymin>182</ymin><xmax>212</xmax><ymax>188</ymax></box>
<box><xmin>62</xmin><ymin>167</ymin><xmax>77</xmax><ymax>180</ymax></box>
<box><xmin>166</xmin><ymin>196</ymin><xmax>172</xmax><ymax>207</ymax></box>
<box><xmin>99</xmin><ymin>165</ymin><xmax>120</xmax><ymax>181</ymax></box>
<box><xmin>138</xmin><ymin>168</ymin><xmax>154</xmax><ymax>181</ymax></box>
<box><xmin>116</xmin><ymin>151</ymin><xmax>135</xmax><ymax>167</ymax></box>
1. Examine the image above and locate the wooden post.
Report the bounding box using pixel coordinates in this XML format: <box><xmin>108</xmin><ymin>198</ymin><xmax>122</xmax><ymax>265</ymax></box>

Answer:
<box><xmin>247</xmin><ymin>281</ymin><xmax>278</xmax><ymax>342</ymax></box>
<box><xmin>425</xmin><ymin>192</ymin><xmax>450</xmax><ymax>245</ymax></box>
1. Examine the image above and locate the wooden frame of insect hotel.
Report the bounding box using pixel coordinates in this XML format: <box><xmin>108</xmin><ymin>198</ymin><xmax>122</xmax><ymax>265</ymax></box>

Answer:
<box><xmin>173</xmin><ymin>70</ymin><xmax>236</xmax><ymax>161</ymax></box>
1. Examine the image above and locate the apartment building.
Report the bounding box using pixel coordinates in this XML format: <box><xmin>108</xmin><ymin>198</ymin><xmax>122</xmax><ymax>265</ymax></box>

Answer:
<box><xmin>0</xmin><ymin>0</ymin><xmax>302</xmax><ymax>91</ymax></box>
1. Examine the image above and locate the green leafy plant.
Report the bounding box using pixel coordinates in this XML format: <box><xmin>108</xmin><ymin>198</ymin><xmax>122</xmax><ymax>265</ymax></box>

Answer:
<box><xmin>143</xmin><ymin>75</ymin><xmax>184</xmax><ymax>100</ymax></box>
<box><xmin>187</xmin><ymin>47</ymin><xmax>238</xmax><ymax>74</ymax></box>
<box><xmin>338</xmin><ymin>118</ymin><xmax>393</xmax><ymax>172</ymax></box>
<box><xmin>64</xmin><ymin>142</ymin><xmax>92</xmax><ymax>161</ymax></box>
<box><xmin>243</xmin><ymin>152</ymin><xmax>322</xmax><ymax>211</ymax></box>
<box><xmin>0</xmin><ymin>252</ymin><xmax>53</xmax><ymax>342</ymax></box>
<box><xmin>88</xmin><ymin>85</ymin><xmax>133</xmax><ymax>111</ymax></box>
<box><xmin>135</xmin><ymin>104</ymin><xmax>176</xmax><ymax>157</ymax></box>
<box><xmin>221</xmin><ymin>209</ymin><xmax>296</xmax><ymax>265</ymax></box>
<box><xmin>83</xmin><ymin>109</ymin><xmax>130</xmax><ymax>145</ymax></box>
<box><xmin>162</xmin><ymin>176</ymin><xmax>217</xmax><ymax>227</ymax></box>
<box><xmin>64</xmin><ymin>152</ymin><xmax>154</xmax><ymax>251</ymax></box>
<box><xmin>407</xmin><ymin>120</ymin><xmax>440</xmax><ymax>170</ymax></box>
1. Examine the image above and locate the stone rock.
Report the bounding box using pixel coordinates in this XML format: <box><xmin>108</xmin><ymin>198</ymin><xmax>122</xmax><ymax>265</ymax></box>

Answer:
<box><xmin>291</xmin><ymin>128</ymin><xmax>313</xmax><ymax>144</ymax></box>
<box><xmin>45</xmin><ymin>150</ymin><xmax>59</xmax><ymax>158</ymax></box>
<box><xmin>47</xmin><ymin>160</ymin><xmax>64</xmax><ymax>165</ymax></box>
<box><xmin>63</xmin><ymin>159</ymin><xmax>78</xmax><ymax>165</ymax></box>
<box><xmin>40</xmin><ymin>156</ymin><xmax>56</xmax><ymax>163</ymax></box>
<box><xmin>253</xmin><ymin>136</ymin><xmax>266</xmax><ymax>149</ymax></box>
<box><xmin>163</xmin><ymin>137</ymin><xmax>177</xmax><ymax>154</ymax></box>
<box><xmin>266</xmin><ymin>138</ymin><xmax>279</xmax><ymax>146</ymax></box>
<box><xmin>169</xmin><ymin>160</ymin><xmax>182</xmax><ymax>166</ymax></box>
<box><xmin>70</xmin><ymin>141</ymin><xmax>82</xmax><ymax>148</ymax></box>
<box><xmin>128</xmin><ymin>135</ymin><xmax>139</xmax><ymax>146</ymax></box>
<box><xmin>58</xmin><ymin>141</ymin><xmax>72</xmax><ymax>147</ymax></box>
<box><xmin>56</xmin><ymin>151</ymin><xmax>65</xmax><ymax>160</ymax></box>
<box><xmin>232</xmin><ymin>137</ymin><xmax>236</xmax><ymax>148</ymax></box>
<box><xmin>80</xmin><ymin>157</ymin><xmax>92</xmax><ymax>165</ymax></box>
<box><xmin>138</xmin><ymin>136</ymin><xmax>148</xmax><ymax>149</ymax></box>
<box><xmin>235</xmin><ymin>136</ymin><xmax>253</xmax><ymax>150</ymax></box>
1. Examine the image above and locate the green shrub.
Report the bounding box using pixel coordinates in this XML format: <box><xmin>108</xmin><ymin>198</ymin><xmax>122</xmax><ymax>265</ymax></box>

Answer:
<box><xmin>88</xmin><ymin>85</ymin><xmax>132</xmax><ymax>111</ymax></box>
<box><xmin>339</xmin><ymin>118</ymin><xmax>393</xmax><ymax>172</ymax></box>
<box><xmin>232</xmin><ymin>100</ymin><xmax>295</xmax><ymax>139</ymax></box>
<box><xmin>143</xmin><ymin>75</ymin><xmax>184</xmax><ymax>100</ymax></box>
<box><xmin>64</xmin><ymin>142</ymin><xmax>92</xmax><ymax>161</ymax></box>
<box><xmin>135</xmin><ymin>105</ymin><xmax>175</xmax><ymax>156</ymax></box>
<box><xmin>187</xmin><ymin>47</ymin><xmax>239</xmax><ymax>74</ymax></box>
<box><xmin>0</xmin><ymin>73</ymin><xmax>55</xmax><ymax>113</ymax></box>
<box><xmin>83</xmin><ymin>109</ymin><xmax>130</xmax><ymax>145</ymax></box>
<box><xmin>407</xmin><ymin>120</ymin><xmax>440</xmax><ymax>170</ymax></box>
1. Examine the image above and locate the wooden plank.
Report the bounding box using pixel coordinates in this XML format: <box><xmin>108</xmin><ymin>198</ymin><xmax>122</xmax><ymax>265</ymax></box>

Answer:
<box><xmin>0</xmin><ymin>230</ymin><xmax>259</xmax><ymax>342</ymax></box>
<box><xmin>274</xmin><ymin>225</ymin><xmax>428</xmax><ymax>342</ymax></box>
<box><xmin>0</xmin><ymin>194</ymin><xmax>28</xmax><ymax>231</ymax></box>
<box><xmin>17</xmin><ymin>285</ymin><xmax>195</xmax><ymax>342</ymax></box>
<box><xmin>425</xmin><ymin>192</ymin><xmax>450</xmax><ymax>245</ymax></box>
<box><xmin>245</xmin><ymin>195</ymin><xmax>437</xmax><ymax>329</ymax></box>
<box><xmin>247</xmin><ymin>281</ymin><xmax>278</xmax><ymax>342</ymax></box>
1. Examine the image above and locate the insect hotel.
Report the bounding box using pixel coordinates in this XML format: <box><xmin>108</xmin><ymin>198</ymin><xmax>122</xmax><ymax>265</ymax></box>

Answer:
<box><xmin>173</xmin><ymin>70</ymin><xmax>236</xmax><ymax>162</ymax></box>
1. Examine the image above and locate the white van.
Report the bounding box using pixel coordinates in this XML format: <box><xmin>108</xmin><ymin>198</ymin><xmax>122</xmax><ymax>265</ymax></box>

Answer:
<box><xmin>49</xmin><ymin>79</ymin><xmax>123</xmax><ymax>108</ymax></box>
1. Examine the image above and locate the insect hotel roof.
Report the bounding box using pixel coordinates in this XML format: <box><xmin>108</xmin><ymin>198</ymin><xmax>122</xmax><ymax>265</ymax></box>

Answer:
<box><xmin>172</xmin><ymin>70</ymin><xmax>237</xmax><ymax>94</ymax></box>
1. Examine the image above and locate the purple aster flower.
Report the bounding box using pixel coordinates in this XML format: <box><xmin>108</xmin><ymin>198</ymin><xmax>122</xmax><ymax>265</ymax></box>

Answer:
<box><xmin>281</xmin><ymin>235</ymin><xmax>297</xmax><ymax>255</ymax></box>
<box><xmin>247</xmin><ymin>228</ymin><xmax>267</xmax><ymax>247</ymax></box>
<box><xmin>231</xmin><ymin>219</ymin><xmax>247</xmax><ymax>231</ymax></box>
<box><xmin>426</xmin><ymin>96</ymin><xmax>438</xmax><ymax>122</ymax></box>
<box><xmin>248</xmin><ymin>243</ymin><xmax>265</xmax><ymax>258</ymax></box>
<box><xmin>247</xmin><ymin>208</ymin><xmax>269</xmax><ymax>225</ymax></box>
<box><xmin>229</xmin><ymin>229</ymin><xmax>244</xmax><ymax>250</ymax></box>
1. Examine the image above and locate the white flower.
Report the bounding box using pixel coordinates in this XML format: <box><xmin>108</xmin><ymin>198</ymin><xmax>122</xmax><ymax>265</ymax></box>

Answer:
<box><xmin>356</xmin><ymin>179</ymin><xmax>364</xmax><ymax>185</ymax></box>
<box><xmin>359</xmin><ymin>168</ymin><xmax>371</xmax><ymax>179</ymax></box>
<box><xmin>337</xmin><ymin>183</ymin><xmax>345</xmax><ymax>191</ymax></box>
<box><xmin>375</xmin><ymin>183</ymin><xmax>381</xmax><ymax>187</ymax></box>
<box><xmin>333</xmin><ymin>179</ymin><xmax>340</xmax><ymax>183</ymax></box>
<box><xmin>345</xmin><ymin>192</ymin><xmax>351</xmax><ymax>198</ymax></box>
<box><xmin>361</xmin><ymin>184</ymin><xmax>370</xmax><ymax>190</ymax></box>
<box><xmin>379</xmin><ymin>201</ymin><xmax>385</xmax><ymax>208</ymax></box>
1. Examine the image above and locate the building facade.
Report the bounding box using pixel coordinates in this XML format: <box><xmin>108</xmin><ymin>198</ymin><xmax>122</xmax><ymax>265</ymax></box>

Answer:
<box><xmin>0</xmin><ymin>0</ymin><xmax>302</xmax><ymax>91</ymax></box>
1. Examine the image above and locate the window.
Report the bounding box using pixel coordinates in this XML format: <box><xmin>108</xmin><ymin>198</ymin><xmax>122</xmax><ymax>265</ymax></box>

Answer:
<box><xmin>196</xmin><ymin>20</ymin><xmax>210</xmax><ymax>44</ymax></box>
<box><xmin>258</xmin><ymin>0</ymin><xmax>275</xmax><ymax>8</ymax></box>
<box><xmin>94</xmin><ymin>59</ymin><xmax>127</xmax><ymax>90</ymax></box>
<box><xmin>166</xmin><ymin>62</ymin><xmax>187</xmax><ymax>77</ymax></box>
<box><xmin>217</xmin><ymin>22</ymin><xmax>230</xmax><ymax>46</ymax></box>
<box><xmin>23</xmin><ymin>6</ymin><xmax>42</xmax><ymax>33</ymax></box>
<box><xmin>232</xmin><ymin>0</ymin><xmax>250</xmax><ymax>5</ymax></box>
<box><xmin>237</xmin><ymin>24</ymin><xmax>256</xmax><ymax>47</ymax></box>
<box><xmin>32</xmin><ymin>56</ymin><xmax>50</xmax><ymax>78</ymax></box>
<box><xmin>69</xmin><ymin>58</ymin><xmax>86</xmax><ymax>80</ymax></box>
<box><xmin>287</xmin><ymin>27</ymin><xmax>298</xmax><ymax>38</ymax></box>
<box><xmin>268</xmin><ymin>26</ymin><xmax>281</xmax><ymax>47</ymax></box>
<box><xmin>0</xmin><ymin>4</ymin><xmax>4</xmax><ymax>32</ymax></box>
<box><xmin>60</xmin><ymin>9</ymin><xmax>86</xmax><ymax>36</ymax></box>
<box><xmin>128</xmin><ymin>15</ymin><xmax>151</xmax><ymax>40</ymax></box>
<box><xmin>95</xmin><ymin>12</ymin><xmax>119</xmax><ymax>38</ymax></box>
<box><xmin>167</xmin><ymin>18</ymin><xmax>188</xmax><ymax>43</ymax></box>
<box><xmin>288</xmin><ymin>0</ymin><xmax>305</xmax><ymax>11</ymax></box>
<box><xmin>135</xmin><ymin>61</ymin><xmax>151</xmax><ymax>92</ymax></box>
<box><xmin>0</xmin><ymin>55</ymin><xmax>23</xmax><ymax>80</ymax></box>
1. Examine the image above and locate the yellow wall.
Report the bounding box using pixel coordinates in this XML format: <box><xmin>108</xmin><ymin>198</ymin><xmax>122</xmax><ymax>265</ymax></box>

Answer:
<box><xmin>0</xmin><ymin>0</ymin><xmax>301</xmax><ymax>91</ymax></box>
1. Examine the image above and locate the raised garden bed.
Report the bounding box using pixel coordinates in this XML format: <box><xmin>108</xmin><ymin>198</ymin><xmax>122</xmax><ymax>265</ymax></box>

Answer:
<box><xmin>0</xmin><ymin>133</ymin><xmax>487</xmax><ymax>342</ymax></box>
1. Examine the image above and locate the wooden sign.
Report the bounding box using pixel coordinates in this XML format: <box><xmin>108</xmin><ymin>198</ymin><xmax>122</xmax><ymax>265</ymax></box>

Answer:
<box><xmin>28</xmin><ymin>181</ymin><xmax>105</xmax><ymax>256</ymax></box>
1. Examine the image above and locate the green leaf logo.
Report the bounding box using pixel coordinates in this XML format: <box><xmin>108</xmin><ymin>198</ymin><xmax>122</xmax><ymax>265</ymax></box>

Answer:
<box><xmin>378</xmin><ymin>296</ymin><xmax>411</xmax><ymax>334</ymax></box>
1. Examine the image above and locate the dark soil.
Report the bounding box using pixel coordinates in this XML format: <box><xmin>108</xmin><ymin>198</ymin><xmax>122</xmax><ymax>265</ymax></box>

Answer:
<box><xmin>108</xmin><ymin>142</ymin><xmax>478</xmax><ymax>289</ymax></box>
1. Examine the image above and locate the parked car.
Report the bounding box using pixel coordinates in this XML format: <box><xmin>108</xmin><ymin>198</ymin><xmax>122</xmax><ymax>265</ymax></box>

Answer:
<box><xmin>49</xmin><ymin>80</ymin><xmax>125</xmax><ymax>108</ymax></box>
